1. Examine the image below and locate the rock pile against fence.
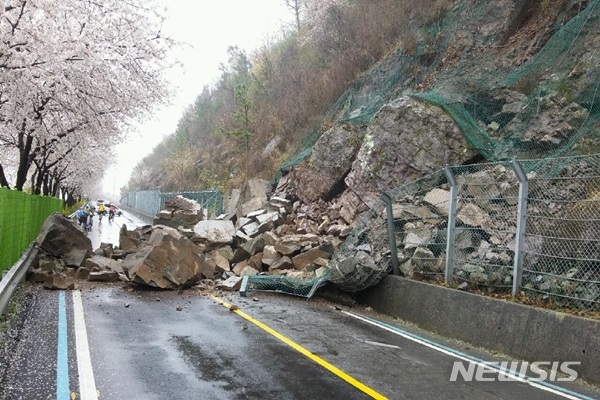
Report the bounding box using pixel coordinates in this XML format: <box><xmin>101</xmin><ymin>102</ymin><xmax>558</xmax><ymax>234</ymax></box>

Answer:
<box><xmin>26</xmin><ymin>177</ymin><xmax>361</xmax><ymax>292</ymax></box>
<box><xmin>153</xmin><ymin>195</ymin><xmax>205</xmax><ymax>229</ymax></box>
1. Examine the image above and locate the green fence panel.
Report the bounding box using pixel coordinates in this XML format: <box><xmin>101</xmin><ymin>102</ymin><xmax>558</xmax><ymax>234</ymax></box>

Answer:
<box><xmin>0</xmin><ymin>190</ymin><xmax>7</xmax><ymax>273</ymax></box>
<box><xmin>0</xmin><ymin>189</ymin><xmax>63</xmax><ymax>274</ymax></box>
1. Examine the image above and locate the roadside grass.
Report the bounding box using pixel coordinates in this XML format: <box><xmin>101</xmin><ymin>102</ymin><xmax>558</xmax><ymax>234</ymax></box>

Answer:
<box><xmin>61</xmin><ymin>199</ymin><xmax>85</xmax><ymax>217</ymax></box>
<box><xmin>0</xmin><ymin>283</ymin><xmax>28</xmax><ymax>347</ymax></box>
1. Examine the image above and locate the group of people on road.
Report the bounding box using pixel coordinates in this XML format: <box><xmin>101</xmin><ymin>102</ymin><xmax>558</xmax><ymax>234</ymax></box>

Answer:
<box><xmin>99</xmin><ymin>203</ymin><xmax>118</xmax><ymax>222</ymax></box>
<box><xmin>76</xmin><ymin>202</ymin><xmax>120</xmax><ymax>232</ymax></box>
<box><xmin>76</xmin><ymin>205</ymin><xmax>94</xmax><ymax>232</ymax></box>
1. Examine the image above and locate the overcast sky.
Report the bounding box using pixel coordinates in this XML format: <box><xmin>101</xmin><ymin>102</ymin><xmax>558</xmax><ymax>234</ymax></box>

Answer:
<box><xmin>102</xmin><ymin>0</ymin><xmax>292</xmax><ymax>197</ymax></box>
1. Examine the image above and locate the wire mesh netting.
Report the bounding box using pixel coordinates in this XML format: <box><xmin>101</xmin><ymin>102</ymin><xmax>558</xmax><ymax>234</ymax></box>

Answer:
<box><xmin>520</xmin><ymin>154</ymin><xmax>600</xmax><ymax>311</ymax></box>
<box><xmin>412</xmin><ymin>0</ymin><xmax>600</xmax><ymax>162</ymax></box>
<box><xmin>242</xmin><ymin>274</ymin><xmax>330</xmax><ymax>298</ymax></box>
<box><xmin>247</xmin><ymin>2</ymin><xmax>600</xmax><ymax>302</ymax></box>
<box><xmin>0</xmin><ymin>189</ymin><xmax>63</xmax><ymax>273</ymax></box>
<box><xmin>388</xmin><ymin>171</ymin><xmax>451</xmax><ymax>282</ymax></box>
<box><xmin>327</xmin><ymin>154</ymin><xmax>600</xmax><ymax>312</ymax></box>
<box><xmin>328</xmin><ymin>198</ymin><xmax>391</xmax><ymax>292</ymax></box>
<box><xmin>161</xmin><ymin>191</ymin><xmax>223</xmax><ymax>219</ymax></box>
<box><xmin>449</xmin><ymin>162</ymin><xmax>519</xmax><ymax>291</ymax></box>
<box><xmin>272</xmin><ymin>129</ymin><xmax>322</xmax><ymax>187</ymax></box>
<box><xmin>269</xmin><ymin>0</ymin><xmax>600</xmax><ymax>192</ymax></box>
<box><xmin>119</xmin><ymin>190</ymin><xmax>162</xmax><ymax>217</ymax></box>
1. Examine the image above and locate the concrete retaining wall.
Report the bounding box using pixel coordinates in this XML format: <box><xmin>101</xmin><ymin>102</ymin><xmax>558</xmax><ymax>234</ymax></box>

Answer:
<box><xmin>357</xmin><ymin>276</ymin><xmax>600</xmax><ymax>386</ymax></box>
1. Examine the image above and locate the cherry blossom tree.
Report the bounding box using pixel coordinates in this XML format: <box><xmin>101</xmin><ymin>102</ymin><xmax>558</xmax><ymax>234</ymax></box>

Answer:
<box><xmin>0</xmin><ymin>0</ymin><xmax>174</xmax><ymax>194</ymax></box>
<box><xmin>283</xmin><ymin>0</ymin><xmax>303</xmax><ymax>31</ymax></box>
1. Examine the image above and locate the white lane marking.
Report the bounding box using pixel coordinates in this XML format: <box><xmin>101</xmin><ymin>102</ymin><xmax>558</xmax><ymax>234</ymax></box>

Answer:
<box><xmin>73</xmin><ymin>290</ymin><xmax>98</xmax><ymax>400</ymax></box>
<box><xmin>343</xmin><ymin>311</ymin><xmax>593</xmax><ymax>400</ymax></box>
<box><xmin>363</xmin><ymin>340</ymin><xmax>402</xmax><ymax>349</ymax></box>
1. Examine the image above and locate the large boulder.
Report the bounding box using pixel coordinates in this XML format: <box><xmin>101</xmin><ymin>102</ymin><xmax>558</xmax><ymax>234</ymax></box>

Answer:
<box><xmin>119</xmin><ymin>224</ymin><xmax>144</xmax><ymax>252</ymax></box>
<box><xmin>123</xmin><ymin>226</ymin><xmax>208</xmax><ymax>289</ymax></box>
<box><xmin>344</xmin><ymin>96</ymin><xmax>476</xmax><ymax>206</ymax></box>
<box><xmin>35</xmin><ymin>213</ymin><xmax>92</xmax><ymax>267</ymax></box>
<box><xmin>292</xmin><ymin>124</ymin><xmax>366</xmax><ymax>203</ymax></box>
<box><xmin>193</xmin><ymin>220</ymin><xmax>236</xmax><ymax>248</ymax></box>
<box><xmin>153</xmin><ymin>196</ymin><xmax>204</xmax><ymax>229</ymax></box>
<box><xmin>236</xmin><ymin>178</ymin><xmax>270</xmax><ymax>218</ymax></box>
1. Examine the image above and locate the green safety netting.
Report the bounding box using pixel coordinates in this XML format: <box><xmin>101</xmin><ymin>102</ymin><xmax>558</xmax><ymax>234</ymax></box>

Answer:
<box><xmin>412</xmin><ymin>0</ymin><xmax>600</xmax><ymax>162</ymax></box>
<box><xmin>252</xmin><ymin>0</ymin><xmax>600</xmax><ymax>297</ymax></box>
<box><xmin>272</xmin><ymin>129</ymin><xmax>322</xmax><ymax>187</ymax></box>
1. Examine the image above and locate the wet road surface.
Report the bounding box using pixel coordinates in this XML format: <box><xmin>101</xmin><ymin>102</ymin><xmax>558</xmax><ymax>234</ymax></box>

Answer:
<box><xmin>86</xmin><ymin>210</ymin><xmax>149</xmax><ymax>249</ymax></box>
<box><xmin>1</xmin><ymin>210</ymin><xmax>599</xmax><ymax>399</ymax></box>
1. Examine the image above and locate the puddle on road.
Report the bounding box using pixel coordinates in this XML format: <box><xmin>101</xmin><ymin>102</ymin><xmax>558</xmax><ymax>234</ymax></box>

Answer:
<box><xmin>170</xmin><ymin>335</ymin><xmax>280</xmax><ymax>398</ymax></box>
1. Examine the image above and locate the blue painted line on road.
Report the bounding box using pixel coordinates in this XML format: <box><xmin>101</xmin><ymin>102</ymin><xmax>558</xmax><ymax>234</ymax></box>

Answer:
<box><xmin>344</xmin><ymin>311</ymin><xmax>595</xmax><ymax>400</ymax></box>
<box><xmin>57</xmin><ymin>291</ymin><xmax>70</xmax><ymax>400</ymax></box>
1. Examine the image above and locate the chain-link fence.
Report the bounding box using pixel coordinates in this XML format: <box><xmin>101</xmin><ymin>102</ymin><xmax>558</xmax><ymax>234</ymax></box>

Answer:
<box><xmin>0</xmin><ymin>189</ymin><xmax>63</xmax><ymax>274</ymax></box>
<box><xmin>330</xmin><ymin>153</ymin><xmax>600</xmax><ymax>312</ymax></box>
<box><xmin>520</xmin><ymin>155</ymin><xmax>600</xmax><ymax>311</ymax></box>
<box><xmin>120</xmin><ymin>190</ymin><xmax>223</xmax><ymax>219</ymax></box>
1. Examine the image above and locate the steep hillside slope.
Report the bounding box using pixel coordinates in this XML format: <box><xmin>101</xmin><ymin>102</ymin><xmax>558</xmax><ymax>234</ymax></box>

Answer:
<box><xmin>285</xmin><ymin>0</ymin><xmax>599</xmax><ymax>220</ymax></box>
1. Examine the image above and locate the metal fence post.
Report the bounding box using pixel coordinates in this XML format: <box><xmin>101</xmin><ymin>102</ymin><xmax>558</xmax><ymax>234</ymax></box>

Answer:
<box><xmin>511</xmin><ymin>158</ymin><xmax>529</xmax><ymax>296</ymax></box>
<box><xmin>381</xmin><ymin>192</ymin><xmax>399</xmax><ymax>275</ymax></box>
<box><xmin>444</xmin><ymin>165</ymin><xmax>458</xmax><ymax>283</ymax></box>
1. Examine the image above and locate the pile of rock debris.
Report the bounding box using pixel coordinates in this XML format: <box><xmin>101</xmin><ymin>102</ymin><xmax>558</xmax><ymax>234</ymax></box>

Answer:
<box><xmin>27</xmin><ymin>179</ymin><xmax>361</xmax><ymax>292</ymax></box>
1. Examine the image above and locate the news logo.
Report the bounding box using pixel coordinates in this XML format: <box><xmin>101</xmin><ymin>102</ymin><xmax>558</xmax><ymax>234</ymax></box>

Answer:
<box><xmin>450</xmin><ymin>361</ymin><xmax>580</xmax><ymax>382</ymax></box>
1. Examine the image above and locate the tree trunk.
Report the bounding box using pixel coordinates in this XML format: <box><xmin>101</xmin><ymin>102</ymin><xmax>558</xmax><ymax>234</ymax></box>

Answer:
<box><xmin>15</xmin><ymin>128</ymin><xmax>34</xmax><ymax>191</ymax></box>
<box><xmin>66</xmin><ymin>190</ymin><xmax>76</xmax><ymax>207</ymax></box>
<box><xmin>34</xmin><ymin>164</ymin><xmax>45</xmax><ymax>195</ymax></box>
<box><xmin>0</xmin><ymin>164</ymin><xmax>11</xmax><ymax>188</ymax></box>
<box><xmin>52</xmin><ymin>176</ymin><xmax>61</xmax><ymax>198</ymax></box>
<box><xmin>43</xmin><ymin>173</ymin><xmax>50</xmax><ymax>196</ymax></box>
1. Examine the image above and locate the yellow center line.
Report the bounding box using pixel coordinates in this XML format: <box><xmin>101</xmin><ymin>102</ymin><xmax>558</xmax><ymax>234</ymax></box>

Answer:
<box><xmin>210</xmin><ymin>295</ymin><xmax>388</xmax><ymax>400</ymax></box>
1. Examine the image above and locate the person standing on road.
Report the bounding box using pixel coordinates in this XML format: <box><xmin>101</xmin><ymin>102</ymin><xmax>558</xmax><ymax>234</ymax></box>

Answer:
<box><xmin>98</xmin><ymin>203</ymin><xmax>106</xmax><ymax>222</ymax></box>
<box><xmin>76</xmin><ymin>208</ymin><xmax>86</xmax><ymax>227</ymax></box>
<box><xmin>108</xmin><ymin>204</ymin><xmax>116</xmax><ymax>222</ymax></box>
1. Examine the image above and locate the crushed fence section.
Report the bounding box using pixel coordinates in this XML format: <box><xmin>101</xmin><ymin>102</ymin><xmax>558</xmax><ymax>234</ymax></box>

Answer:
<box><xmin>161</xmin><ymin>191</ymin><xmax>224</xmax><ymax>219</ymax></box>
<box><xmin>244</xmin><ymin>153</ymin><xmax>600</xmax><ymax>309</ymax></box>
<box><xmin>0</xmin><ymin>189</ymin><xmax>63</xmax><ymax>273</ymax></box>
<box><xmin>120</xmin><ymin>190</ymin><xmax>223</xmax><ymax>219</ymax></box>
<box><xmin>241</xmin><ymin>274</ymin><xmax>329</xmax><ymax>298</ymax></box>
<box><xmin>328</xmin><ymin>198</ymin><xmax>391</xmax><ymax>292</ymax></box>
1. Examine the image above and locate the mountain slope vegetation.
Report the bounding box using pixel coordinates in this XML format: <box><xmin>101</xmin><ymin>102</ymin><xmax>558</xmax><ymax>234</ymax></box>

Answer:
<box><xmin>125</xmin><ymin>0</ymin><xmax>598</xmax><ymax>195</ymax></box>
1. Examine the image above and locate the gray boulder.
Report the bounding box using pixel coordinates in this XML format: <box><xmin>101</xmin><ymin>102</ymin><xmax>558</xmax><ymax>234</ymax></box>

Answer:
<box><xmin>35</xmin><ymin>213</ymin><xmax>92</xmax><ymax>267</ymax></box>
<box><xmin>123</xmin><ymin>226</ymin><xmax>208</xmax><ymax>289</ymax></box>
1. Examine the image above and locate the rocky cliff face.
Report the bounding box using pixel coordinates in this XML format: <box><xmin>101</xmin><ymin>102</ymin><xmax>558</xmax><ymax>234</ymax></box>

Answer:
<box><xmin>284</xmin><ymin>0</ymin><xmax>599</xmax><ymax>226</ymax></box>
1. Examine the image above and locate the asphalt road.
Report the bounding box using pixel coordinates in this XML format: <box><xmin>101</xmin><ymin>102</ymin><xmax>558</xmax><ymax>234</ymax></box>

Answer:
<box><xmin>1</xmin><ymin>211</ymin><xmax>599</xmax><ymax>400</ymax></box>
<box><xmin>85</xmin><ymin>209</ymin><xmax>149</xmax><ymax>250</ymax></box>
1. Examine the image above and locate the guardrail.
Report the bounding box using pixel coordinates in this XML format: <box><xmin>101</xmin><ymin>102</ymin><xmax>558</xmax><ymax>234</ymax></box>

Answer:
<box><xmin>0</xmin><ymin>244</ymin><xmax>39</xmax><ymax>315</ymax></box>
